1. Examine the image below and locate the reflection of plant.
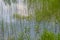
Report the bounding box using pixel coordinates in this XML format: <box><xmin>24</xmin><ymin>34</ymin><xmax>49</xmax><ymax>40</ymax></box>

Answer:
<box><xmin>13</xmin><ymin>13</ymin><xmax>21</xmax><ymax>19</ymax></box>
<box><xmin>24</xmin><ymin>27</ymin><xmax>30</xmax><ymax>33</ymax></box>
<box><xmin>1</xmin><ymin>19</ymin><xmax>4</xmax><ymax>40</ymax></box>
<box><xmin>25</xmin><ymin>14</ymin><xmax>33</xmax><ymax>21</ymax></box>
<box><xmin>41</xmin><ymin>30</ymin><xmax>56</xmax><ymax>40</ymax></box>
<box><xmin>13</xmin><ymin>13</ymin><xmax>26</xmax><ymax>20</ymax></box>
<box><xmin>34</xmin><ymin>25</ymin><xmax>40</xmax><ymax>40</ymax></box>
<box><xmin>27</xmin><ymin>0</ymin><xmax>60</xmax><ymax>22</ymax></box>
<box><xmin>13</xmin><ymin>13</ymin><xmax>32</xmax><ymax>21</ymax></box>
<box><xmin>17</xmin><ymin>32</ymin><xmax>24</xmax><ymax>40</ymax></box>
<box><xmin>24</xmin><ymin>27</ymin><xmax>30</xmax><ymax>40</ymax></box>
<box><xmin>7</xmin><ymin>35</ymin><xmax>15</xmax><ymax>40</ymax></box>
<box><xmin>34</xmin><ymin>25</ymin><xmax>40</xmax><ymax>33</ymax></box>
<box><xmin>4</xmin><ymin>0</ymin><xmax>17</xmax><ymax>5</ymax></box>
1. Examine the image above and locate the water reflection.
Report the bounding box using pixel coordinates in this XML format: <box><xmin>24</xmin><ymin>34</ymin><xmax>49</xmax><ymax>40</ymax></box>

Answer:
<box><xmin>0</xmin><ymin>0</ymin><xmax>59</xmax><ymax>40</ymax></box>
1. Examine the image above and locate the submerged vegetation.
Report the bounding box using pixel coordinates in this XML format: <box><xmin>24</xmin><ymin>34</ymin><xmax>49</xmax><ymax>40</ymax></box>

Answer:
<box><xmin>7</xmin><ymin>29</ymin><xmax>60</xmax><ymax>40</ymax></box>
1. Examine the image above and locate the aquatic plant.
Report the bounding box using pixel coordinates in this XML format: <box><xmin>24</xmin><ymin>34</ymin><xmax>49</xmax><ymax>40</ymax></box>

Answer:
<box><xmin>41</xmin><ymin>30</ymin><xmax>56</xmax><ymax>40</ymax></box>
<box><xmin>57</xmin><ymin>33</ymin><xmax>60</xmax><ymax>40</ymax></box>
